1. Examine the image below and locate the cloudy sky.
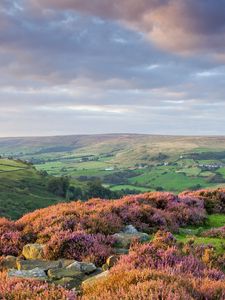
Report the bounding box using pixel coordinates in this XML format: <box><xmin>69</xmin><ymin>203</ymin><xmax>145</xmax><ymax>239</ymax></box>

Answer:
<box><xmin>1</xmin><ymin>0</ymin><xmax>225</xmax><ymax>136</ymax></box>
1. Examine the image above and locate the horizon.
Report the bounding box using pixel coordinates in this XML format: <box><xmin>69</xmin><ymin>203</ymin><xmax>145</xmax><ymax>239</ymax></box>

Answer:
<box><xmin>1</xmin><ymin>132</ymin><xmax>225</xmax><ymax>139</ymax></box>
<box><xmin>1</xmin><ymin>1</ymin><xmax>225</xmax><ymax>136</ymax></box>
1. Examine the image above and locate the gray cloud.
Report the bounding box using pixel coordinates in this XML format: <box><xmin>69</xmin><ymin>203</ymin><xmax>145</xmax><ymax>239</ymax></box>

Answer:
<box><xmin>29</xmin><ymin>0</ymin><xmax>225</xmax><ymax>55</ymax></box>
<box><xmin>0</xmin><ymin>1</ymin><xmax>225</xmax><ymax>136</ymax></box>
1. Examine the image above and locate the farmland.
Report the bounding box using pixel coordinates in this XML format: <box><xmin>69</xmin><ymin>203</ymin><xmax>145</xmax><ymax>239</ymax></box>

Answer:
<box><xmin>1</xmin><ymin>134</ymin><xmax>225</xmax><ymax>193</ymax></box>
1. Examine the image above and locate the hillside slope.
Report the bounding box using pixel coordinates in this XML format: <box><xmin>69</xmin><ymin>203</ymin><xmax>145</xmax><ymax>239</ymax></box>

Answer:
<box><xmin>0</xmin><ymin>158</ymin><xmax>63</xmax><ymax>219</ymax></box>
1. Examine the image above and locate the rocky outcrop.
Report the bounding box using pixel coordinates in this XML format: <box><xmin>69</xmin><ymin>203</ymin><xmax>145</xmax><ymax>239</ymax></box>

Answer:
<box><xmin>48</xmin><ymin>268</ymin><xmax>84</xmax><ymax>280</ymax></box>
<box><xmin>82</xmin><ymin>270</ymin><xmax>110</xmax><ymax>288</ymax></box>
<box><xmin>0</xmin><ymin>256</ymin><xmax>17</xmax><ymax>269</ymax></box>
<box><xmin>22</xmin><ymin>244</ymin><xmax>45</xmax><ymax>260</ymax></box>
<box><xmin>8</xmin><ymin>267</ymin><xmax>48</xmax><ymax>280</ymax></box>
<box><xmin>113</xmin><ymin>225</ymin><xmax>149</xmax><ymax>248</ymax></box>
<box><xmin>7</xmin><ymin>244</ymin><xmax>99</xmax><ymax>291</ymax></box>
<box><xmin>17</xmin><ymin>258</ymin><xmax>61</xmax><ymax>271</ymax></box>
<box><xmin>66</xmin><ymin>261</ymin><xmax>96</xmax><ymax>274</ymax></box>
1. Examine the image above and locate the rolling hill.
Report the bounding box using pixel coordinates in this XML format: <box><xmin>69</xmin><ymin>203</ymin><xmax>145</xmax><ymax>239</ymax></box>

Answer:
<box><xmin>1</xmin><ymin>134</ymin><xmax>225</xmax><ymax>193</ymax></box>
<box><xmin>0</xmin><ymin>158</ymin><xmax>65</xmax><ymax>219</ymax></box>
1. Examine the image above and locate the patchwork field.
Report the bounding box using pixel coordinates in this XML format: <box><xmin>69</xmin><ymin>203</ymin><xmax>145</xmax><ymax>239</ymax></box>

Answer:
<box><xmin>1</xmin><ymin>134</ymin><xmax>225</xmax><ymax>193</ymax></box>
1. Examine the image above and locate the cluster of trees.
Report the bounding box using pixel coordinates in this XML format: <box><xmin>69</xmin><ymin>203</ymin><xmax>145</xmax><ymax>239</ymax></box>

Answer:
<box><xmin>47</xmin><ymin>177</ymin><xmax>121</xmax><ymax>201</ymax></box>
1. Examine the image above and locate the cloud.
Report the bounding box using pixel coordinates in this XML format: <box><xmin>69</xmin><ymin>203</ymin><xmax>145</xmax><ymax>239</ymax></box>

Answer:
<box><xmin>30</xmin><ymin>0</ymin><xmax>225</xmax><ymax>55</ymax></box>
<box><xmin>0</xmin><ymin>1</ymin><xmax>225</xmax><ymax>136</ymax></box>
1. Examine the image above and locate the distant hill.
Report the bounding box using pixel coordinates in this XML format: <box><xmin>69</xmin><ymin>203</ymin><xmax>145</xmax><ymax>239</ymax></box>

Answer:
<box><xmin>0</xmin><ymin>158</ymin><xmax>65</xmax><ymax>219</ymax></box>
<box><xmin>1</xmin><ymin>134</ymin><xmax>225</xmax><ymax>193</ymax></box>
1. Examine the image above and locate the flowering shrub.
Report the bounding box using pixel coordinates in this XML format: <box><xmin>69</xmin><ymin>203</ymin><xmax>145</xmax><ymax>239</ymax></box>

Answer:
<box><xmin>44</xmin><ymin>231</ymin><xmax>115</xmax><ymax>266</ymax></box>
<box><xmin>203</xmin><ymin>226</ymin><xmax>225</xmax><ymax>238</ymax></box>
<box><xmin>81</xmin><ymin>232</ymin><xmax>225</xmax><ymax>300</ymax></box>
<box><xmin>17</xmin><ymin>192</ymin><xmax>206</xmax><ymax>236</ymax></box>
<box><xmin>0</xmin><ymin>271</ymin><xmax>76</xmax><ymax>300</ymax></box>
<box><xmin>0</xmin><ymin>191</ymin><xmax>208</xmax><ymax>259</ymax></box>
<box><xmin>180</xmin><ymin>188</ymin><xmax>225</xmax><ymax>213</ymax></box>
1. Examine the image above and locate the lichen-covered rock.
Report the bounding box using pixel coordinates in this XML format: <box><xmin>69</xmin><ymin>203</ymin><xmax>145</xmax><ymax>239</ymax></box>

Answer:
<box><xmin>112</xmin><ymin>248</ymin><xmax>129</xmax><ymax>255</ymax></box>
<box><xmin>106</xmin><ymin>255</ymin><xmax>120</xmax><ymax>268</ymax></box>
<box><xmin>58</xmin><ymin>259</ymin><xmax>76</xmax><ymax>268</ymax></box>
<box><xmin>17</xmin><ymin>259</ymin><xmax>61</xmax><ymax>271</ymax></box>
<box><xmin>22</xmin><ymin>244</ymin><xmax>45</xmax><ymax>260</ymax></box>
<box><xmin>113</xmin><ymin>231</ymin><xmax>149</xmax><ymax>248</ymax></box>
<box><xmin>123</xmin><ymin>225</ymin><xmax>139</xmax><ymax>234</ymax></box>
<box><xmin>53</xmin><ymin>276</ymin><xmax>83</xmax><ymax>290</ymax></box>
<box><xmin>67</xmin><ymin>261</ymin><xmax>96</xmax><ymax>274</ymax></box>
<box><xmin>8</xmin><ymin>267</ymin><xmax>48</xmax><ymax>280</ymax></box>
<box><xmin>102</xmin><ymin>263</ymin><xmax>109</xmax><ymax>271</ymax></box>
<box><xmin>47</xmin><ymin>268</ymin><xmax>84</xmax><ymax>280</ymax></box>
<box><xmin>0</xmin><ymin>256</ymin><xmax>17</xmax><ymax>270</ymax></box>
<box><xmin>82</xmin><ymin>271</ymin><xmax>109</xmax><ymax>288</ymax></box>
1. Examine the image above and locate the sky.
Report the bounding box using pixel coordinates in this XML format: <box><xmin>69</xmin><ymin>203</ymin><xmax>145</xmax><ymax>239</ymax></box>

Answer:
<box><xmin>1</xmin><ymin>0</ymin><xmax>225</xmax><ymax>137</ymax></box>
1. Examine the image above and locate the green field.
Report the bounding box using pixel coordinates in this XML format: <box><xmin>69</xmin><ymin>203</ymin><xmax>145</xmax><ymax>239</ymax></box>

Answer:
<box><xmin>1</xmin><ymin>134</ymin><xmax>225</xmax><ymax>193</ymax></box>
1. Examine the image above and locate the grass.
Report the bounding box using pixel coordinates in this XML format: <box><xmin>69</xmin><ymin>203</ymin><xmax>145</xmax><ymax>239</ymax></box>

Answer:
<box><xmin>110</xmin><ymin>185</ymin><xmax>151</xmax><ymax>192</ymax></box>
<box><xmin>128</xmin><ymin>167</ymin><xmax>210</xmax><ymax>192</ymax></box>
<box><xmin>176</xmin><ymin>214</ymin><xmax>225</xmax><ymax>254</ymax></box>
<box><xmin>0</xmin><ymin>159</ymin><xmax>63</xmax><ymax>220</ymax></box>
<box><xmin>175</xmin><ymin>234</ymin><xmax>225</xmax><ymax>254</ymax></box>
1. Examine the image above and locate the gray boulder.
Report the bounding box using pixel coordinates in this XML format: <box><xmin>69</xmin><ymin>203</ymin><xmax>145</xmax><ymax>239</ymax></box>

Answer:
<box><xmin>67</xmin><ymin>261</ymin><xmax>96</xmax><ymax>274</ymax></box>
<box><xmin>17</xmin><ymin>259</ymin><xmax>61</xmax><ymax>271</ymax></box>
<box><xmin>8</xmin><ymin>267</ymin><xmax>47</xmax><ymax>280</ymax></box>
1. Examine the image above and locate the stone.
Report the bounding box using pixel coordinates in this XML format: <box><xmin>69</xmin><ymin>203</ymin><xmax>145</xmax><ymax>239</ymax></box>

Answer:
<box><xmin>0</xmin><ymin>256</ymin><xmax>17</xmax><ymax>269</ymax></box>
<box><xmin>123</xmin><ymin>225</ymin><xmax>139</xmax><ymax>234</ymax></box>
<box><xmin>101</xmin><ymin>263</ymin><xmax>109</xmax><ymax>271</ymax></box>
<box><xmin>47</xmin><ymin>268</ymin><xmax>84</xmax><ymax>280</ymax></box>
<box><xmin>113</xmin><ymin>231</ymin><xmax>149</xmax><ymax>248</ymax></box>
<box><xmin>67</xmin><ymin>261</ymin><xmax>96</xmax><ymax>274</ymax></box>
<box><xmin>53</xmin><ymin>276</ymin><xmax>83</xmax><ymax>289</ymax></box>
<box><xmin>58</xmin><ymin>259</ymin><xmax>76</xmax><ymax>268</ymax></box>
<box><xmin>22</xmin><ymin>244</ymin><xmax>45</xmax><ymax>260</ymax></box>
<box><xmin>82</xmin><ymin>271</ymin><xmax>109</xmax><ymax>288</ymax></box>
<box><xmin>112</xmin><ymin>248</ymin><xmax>129</xmax><ymax>255</ymax></box>
<box><xmin>106</xmin><ymin>255</ymin><xmax>120</xmax><ymax>268</ymax></box>
<box><xmin>17</xmin><ymin>259</ymin><xmax>62</xmax><ymax>271</ymax></box>
<box><xmin>8</xmin><ymin>267</ymin><xmax>48</xmax><ymax>280</ymax></box>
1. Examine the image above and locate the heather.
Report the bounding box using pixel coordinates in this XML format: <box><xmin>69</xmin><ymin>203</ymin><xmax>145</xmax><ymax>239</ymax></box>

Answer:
<box><xmin>0</xmin><ymin>192</ymin><xmax>207</xmax><ymax>261</ymax></box>
<box><xmin>0</xmin><ymin>189</ymin><xmax>224</xmax><ymax>299</ymax></box>
<box><xmin>44</xmin><ymin>231</ymin><xmax>115</xmax><ymax>265</ymax></box>
<box><xmin>81</xmin><ymin>231</ymin><xmax>225</xmax><ymax>300</ymax></box>
<box><xmin>203</xmin><ymin>226</ymin><xmax>225</xmax><ymax>238</ymax></box>
<box><xmin>0</xmin><ymin>271</ymin><xmax>77</xmax><ymax>300</ymax></box>
<box><xmin>180</xmin><ymin>188</ymin><xmax>225</xmax><ymax>214</ymax></box>
<box><xmin>17</xmin><ymin>191</ymin><xmax>206</xmax><ymax>236</ymax></box>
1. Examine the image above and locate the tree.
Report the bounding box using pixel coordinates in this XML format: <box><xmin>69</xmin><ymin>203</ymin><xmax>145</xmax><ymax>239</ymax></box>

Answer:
<box><xmin>47</xmin><ymin>176</ymin><xmax>70</xmax><ymax>197</ymax></box>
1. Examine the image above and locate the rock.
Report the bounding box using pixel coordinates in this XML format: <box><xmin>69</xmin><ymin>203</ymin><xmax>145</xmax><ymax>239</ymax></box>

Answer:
<box><xmin>106</xmin><ymin>255</ymin><xmax>120</xmax><ymax>268</ymax></box>
<box><xmin>113</xmin><ymin>231</ymin><xmax>149</xmax><ymax>248</ymax></box>
<box><xmin>8</xmin><ymin>267</ymin><xmax>48</xmax><ymax>280</ymax></box>
<box><xmin>0</xmin><ymin>256</ymin><xmax>17</xmax><ymax>270</ymax></box>
<box><xmin>112</xmin><ymin>248</ymin><xmax>129</xmax><ymax>255</ymax></box>
<box><xmin>67</xmin><ymin>261</ymin><xmax>96</xmax><ymax>274</ymax></box>
<box><xmin>17</xmin><ymin>259</ymin><xmax>62</xmax><ymax>271</ymax></box>
<box><xmin>22</xmin><ymin>244</ymin><xmax>45</xmax><ymax>260</ymax></box>
<box><xmin>48</xmin><ymin>268</ymin><xmax>84</xmax><ymax>280</ymax></box>
<box><xmin>123</xmin><ymin>225</ymin><xmax>139</xmax><ymax>234</ymax></box>
<box><xmin>58</xmin><ymin>259</ymin><xmax>76</xmax><ymax>268</ymax></box>
<box><xmin>102</xmin><ymin>263</ymin><xmax>109</xmax><ymax>271</ymax></box>
<box><xmin>53</xmin><ymin>276</ymin><xmax>83</xmax><ymax>290</ymax></box>
<box><xmin>82</xmin><ymin>271</ymin><xmax>109</xmax><ymax>288</ymax></box>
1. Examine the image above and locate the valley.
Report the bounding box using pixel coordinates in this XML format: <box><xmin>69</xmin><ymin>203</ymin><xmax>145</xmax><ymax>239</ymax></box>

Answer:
<box><xmin>1</xmin><ymin>134</ymin><xmax>225</xmax><ymax>194</ymax></box>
